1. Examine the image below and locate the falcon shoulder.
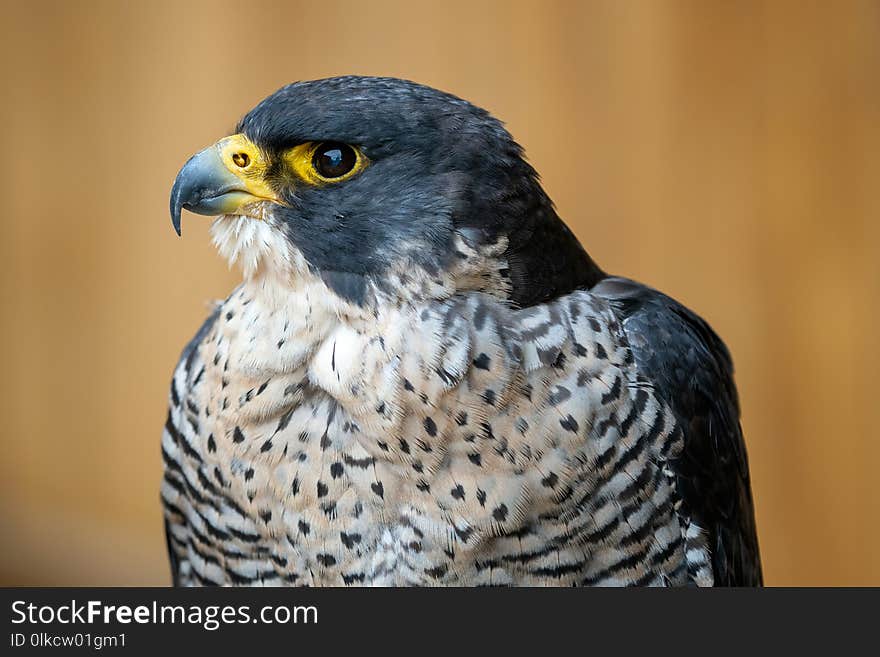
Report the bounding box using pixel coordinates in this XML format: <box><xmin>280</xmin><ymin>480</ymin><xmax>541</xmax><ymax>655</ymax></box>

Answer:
<box><xmin>592</xmin><ymin>276</ymin><xmax>762</xmax><ymax>586</ymax></box>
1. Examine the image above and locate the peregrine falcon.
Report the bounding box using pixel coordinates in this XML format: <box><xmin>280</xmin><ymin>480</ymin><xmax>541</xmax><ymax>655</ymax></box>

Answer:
<box><xmin>165</xmin><ymin>76</ymin><xmax>761</xmax><ymax>586</ymax></box>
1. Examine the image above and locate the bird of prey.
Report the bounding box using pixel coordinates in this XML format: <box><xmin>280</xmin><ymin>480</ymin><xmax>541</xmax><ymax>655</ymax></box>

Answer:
<box><xmin>165</xmin><ymin>76</ymin><xmax>761</xmax><ymax>586</ymax></box>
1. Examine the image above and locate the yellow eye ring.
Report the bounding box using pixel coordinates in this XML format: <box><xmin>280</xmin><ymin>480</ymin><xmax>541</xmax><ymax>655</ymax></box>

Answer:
<box><xmin>284</xmin><ymin>141</ymin><xmax>368</xmax><ymax>185</ymax></box>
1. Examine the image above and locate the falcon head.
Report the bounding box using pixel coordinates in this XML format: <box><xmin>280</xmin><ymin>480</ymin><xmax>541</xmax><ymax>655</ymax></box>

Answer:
<box><xmin>171</xmin><ymin>76</ymin><xmax>602</xmax><ymax>308</ymax></box>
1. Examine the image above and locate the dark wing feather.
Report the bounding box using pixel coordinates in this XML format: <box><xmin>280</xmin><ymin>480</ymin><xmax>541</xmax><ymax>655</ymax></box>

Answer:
<box><xmin>594</xmin><ymin>276</ymin><xmax>762</xmax><ymax>586</ymax></box>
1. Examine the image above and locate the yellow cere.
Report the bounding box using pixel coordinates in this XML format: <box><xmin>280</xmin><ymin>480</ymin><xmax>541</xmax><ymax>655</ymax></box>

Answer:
<box><xmin>216</xmin><ymin>134</ymin><xmax>279</xmax><ymax>202</ymax></box>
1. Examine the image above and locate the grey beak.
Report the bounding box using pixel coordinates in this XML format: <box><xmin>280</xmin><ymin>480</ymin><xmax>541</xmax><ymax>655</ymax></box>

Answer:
<box><xmin>169</xmin><ymin>145</ymin><xmax>254</xmax><ymax>236</ymax></box>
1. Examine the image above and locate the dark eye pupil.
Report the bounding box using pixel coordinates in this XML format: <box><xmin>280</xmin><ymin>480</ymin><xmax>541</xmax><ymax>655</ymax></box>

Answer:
<box><xmin>314</xmin><ymin>142</ymin><xmax>356</xmax><ymax>179</ymax></box>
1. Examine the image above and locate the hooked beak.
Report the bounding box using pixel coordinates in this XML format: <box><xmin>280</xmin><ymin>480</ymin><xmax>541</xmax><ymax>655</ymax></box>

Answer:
<box><xmin>169</xmin><ymin>135</ymin><xmax>279</xmax><ymax>236</ymax></box>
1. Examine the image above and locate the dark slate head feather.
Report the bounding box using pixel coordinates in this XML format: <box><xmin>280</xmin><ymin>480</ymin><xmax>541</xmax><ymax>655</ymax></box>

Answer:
<box><xmin>237</xmin><ymin>76</ymin><xmax>604</xmax><ymax>306</ymax></box>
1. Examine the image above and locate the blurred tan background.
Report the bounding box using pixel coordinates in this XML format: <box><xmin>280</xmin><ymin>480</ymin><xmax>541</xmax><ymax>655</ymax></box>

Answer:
<box><xmin>0</xmin><ymin>0</ymin><xmax>877</xmax><ymax>586</ymax></box>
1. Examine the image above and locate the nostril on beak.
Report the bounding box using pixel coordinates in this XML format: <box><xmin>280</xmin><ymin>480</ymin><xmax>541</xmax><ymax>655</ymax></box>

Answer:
<box><xmin>232</xmin><ymin>152</ymin><xmax>250</xmax><ymax>168</ymax></box>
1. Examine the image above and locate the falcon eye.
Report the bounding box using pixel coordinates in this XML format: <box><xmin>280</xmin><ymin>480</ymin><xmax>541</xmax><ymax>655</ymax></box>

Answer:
<box><xmin>283</xmin><ymin>141</ymin><xmax>366</xmax><ymax>185</ymax></box>
<box><xmin>232</xmin><ymin>152</ymin><xmax>250</xmax><ymax>168</ymax></box>
<box><xmin>312</xmin><ymin>142</ymin><xmax>357</xmax><ymax>180</ymax></box>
